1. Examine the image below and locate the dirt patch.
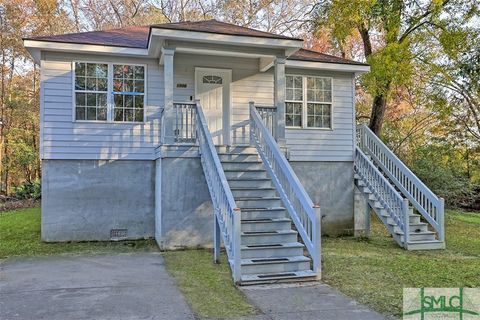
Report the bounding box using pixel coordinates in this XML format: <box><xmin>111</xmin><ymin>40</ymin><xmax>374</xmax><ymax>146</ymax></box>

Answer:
<box><xmin>0</xmin><ymin>198</ymin><xmax>40</xmax><ymax>212</ymax></box>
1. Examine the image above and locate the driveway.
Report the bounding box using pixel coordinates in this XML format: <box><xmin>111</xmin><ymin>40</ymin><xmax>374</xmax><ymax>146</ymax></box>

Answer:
<box><xmin>0</xmin><ymin>252</ymin><xmax>195</xmax><ymax>320</ymax></box>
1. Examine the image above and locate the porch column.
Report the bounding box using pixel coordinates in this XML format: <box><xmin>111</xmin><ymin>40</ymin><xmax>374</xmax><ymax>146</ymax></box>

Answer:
<box><xmin>274</xmin><ymin>56</ymin><xmax>286</xmax><ymax>146</ymax></box>
<box><xmin>162</xmin><ymin>47</ymin><xmax>175</xmax><ymax>144</ymax></box>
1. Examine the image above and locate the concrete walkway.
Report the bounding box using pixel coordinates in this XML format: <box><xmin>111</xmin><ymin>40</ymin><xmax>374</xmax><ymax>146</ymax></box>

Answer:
<box><xmin>0</xmin><ymin>252</ymin><xmax>195</xmax><ymax>320</ymax></box>
<box><xmin>238</xmin><ymin>282</ymin><xmax>386</xmax><ymax>320</ymax></box>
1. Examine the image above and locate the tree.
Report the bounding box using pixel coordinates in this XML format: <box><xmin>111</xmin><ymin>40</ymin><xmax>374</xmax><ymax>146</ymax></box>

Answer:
<box><xmin>313</xmin><ymin>0</ymin><xmax>459</xmax><ymax>135</ymax></box>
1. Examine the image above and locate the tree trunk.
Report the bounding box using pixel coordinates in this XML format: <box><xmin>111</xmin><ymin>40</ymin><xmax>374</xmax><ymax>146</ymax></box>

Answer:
<box><xmin>369</xmin><ymin>93</ymin><xmax>387</xmax><ymax>135</ymax></box>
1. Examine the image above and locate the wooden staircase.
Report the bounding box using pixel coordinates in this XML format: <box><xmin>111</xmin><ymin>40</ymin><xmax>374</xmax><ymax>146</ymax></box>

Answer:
<box><xmin>355</xmin><ymin>124</ymin><xmax>445</xmax><ymax>250</ymax></box>
<box><xmin>218</xmin><ymin>146</ymin><xmax>317</xmax><ymax>284</ymax></box>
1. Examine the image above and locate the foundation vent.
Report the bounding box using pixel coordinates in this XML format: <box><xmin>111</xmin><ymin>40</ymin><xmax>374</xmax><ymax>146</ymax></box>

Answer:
<box><xmin>110</xmin><ymin>228</ymin><xmax>127</xmax><ymax>240</ymax></box>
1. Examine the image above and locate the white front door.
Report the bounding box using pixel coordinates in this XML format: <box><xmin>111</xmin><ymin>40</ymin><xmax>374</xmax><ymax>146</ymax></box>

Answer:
<box><xmin>195</xmin><ymin>68</ymin><xmax>231</xmax><ymax>145</ymax></box>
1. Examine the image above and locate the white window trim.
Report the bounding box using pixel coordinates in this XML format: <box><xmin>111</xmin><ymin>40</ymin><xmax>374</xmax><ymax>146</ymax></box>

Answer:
<box><xmin>285</xmin><ymin>74</ymin><xmax>334</xmax><ymax>130</ymax></box>
<box><xmin>72</xmin><ymin>61</ymin><xmax>147</xmax><ymax>123</ymax></box>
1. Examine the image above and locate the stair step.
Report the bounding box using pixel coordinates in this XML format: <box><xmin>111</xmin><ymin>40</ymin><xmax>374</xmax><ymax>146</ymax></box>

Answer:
<box><xmin>222</xmin><ymin>162</ymin><xmax>264</xmax><ymax>171</ymax></box>
<box><xmin>398</xmin><ymin>231</ymin><xmax>437</xmax><ymax>242</ymax></box>
<box><xmin>231</xmin><ymin>187</ymin><xmax>276</xmax><ymax>198</ymax></box>
<box><xmin>240</xmin><ymin>270</ymin><xmax>317</xmax><ymax>285</ymax></box>
<box><xmin>406</xmin><ymin>240</ymin><xmax>446</xmax><ymax>251</ymax></box>
<box><xmin>241</xmin><ymin>218</ymin><xmax>292</xmax><ymax>232</ymax></box>
<box><xmin>216</xmin><ymin>146</ymin><xmax>257</xmax><ymax>154</ymax></box>
<box><xmin>218</xmin><ymin>154</ymin><xmax>260</xmax><ymax>162</ymax></box>
<box><xmin>236</xmin><ymin>197</ymin><xmax>282</xmax><ymax>209</ymax></box>
<box><xmin>241</xmin><ymin>242</ymin><xmax>305</xmax><ymax>259</ymax></box>
<box><xmin>227</xmin><ymin>177</ymin><xmax>272</xmax><ymax>188</ymax></box>
<box><xmin>393</xmin><ymin>223</ymin><xmax>429</xmax><ymax>234</ymax></box>
<box><xmin>241</xmin><ymin>230</ymin><xmax>298</xmax><ymax>245</ymax></box>
<box><xmin>241</xmin><ymin>207</ymin><xmax>287</xmax><ymax>220</ymax></box>
<box><xmin>241</xmin><ymin>256</ymin><xmax>311</xmax><ymax>275</ymax></box>
<box><xmin>225</xmin><ymin>169</ymin><xmax>267</xmax><ymax>179</ymax></box>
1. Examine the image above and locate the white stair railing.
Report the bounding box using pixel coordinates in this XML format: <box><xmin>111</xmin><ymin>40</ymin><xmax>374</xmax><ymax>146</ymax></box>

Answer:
<box><xmin>195</xmin><ymin>101</ymin><xmax>242</xmax><ymax>283</ymax></box>
<box><xmin>249</xmin><ymin>102</ymin><xmax>321</xmax><ymax>278</ymax></box>
<box><xmin>355</xmin><ymin>146</ymin><xmax>410</xmax><ymax>246</ymax></box>
<box><xmin>174</xmin><ymin>102</ymin><xmax>197</xmax><ymax>143</ymax></box>
<box><xmin>357</xmin><ymin>124</ymin><xmax>445</xmax><ymax>242</ymax></box>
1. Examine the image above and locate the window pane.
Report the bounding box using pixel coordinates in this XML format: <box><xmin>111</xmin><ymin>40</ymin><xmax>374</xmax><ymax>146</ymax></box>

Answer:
<box><xmin>134</xmin><ymin>66</ymin><xmax>144</xmax><ymax>79</ymax></box>
<box><xmin>286</xmin><ymin>88</ymin><xmax>294</xmax><ymax>101</ymax></box>
<box><xmin>75</xmin><ymin>93</ymin><xmax>86</xmax><ymax>106</ymax></box>
<box><xmin>86</xmin><ymin>63</ymin><xmax>97</xmax><ymax>77</ymax></box>
<box><xmin>286</xmin><ymin>76</ymin><xmax>293</xmax><ymax>88</ymax></box>
<box><xmin>86</xmin><ymin>107</ymin><xmax>97</xmax><ymax>120</ymax></box>
<box><xmin>294</xmin><ymin>89</ymin><xmax>303</xmax><ymax>101</ymax></box>
<box><xmin>75</xmin><ymin>77</ymin><xmax>85</xmax><ymax>90</ymax></box>
<box><xmin>97</xmin><ymin>93</ymin><xmax>107</xmax><ymax>107</ymax></box>
<box><xmin>307</xmin><ymin>115</ymin><xmax>314</xmax><ymax>127</ymax></box>
<box><xmin>134</xmin><ymin>80</ymin><xmax>144</xmax><ymax>93</ymax></box>
<box><xmin>97</xmin><ymin>78</ymin><xmax>107</xmax><ymax>91</ymax></box>
<box><xmin>135</xmin><ymin>95</ymin><xmax>144</xmax><ymax>109</ymax></box>
<box><xmin>96</xmin><ymin>64</ymin><xmax>108</xmax><ymax>78</ymax></box>
<box><xmin>125</xmin><ymin>95</ymin><xmax>134</xmax><ymax>108</ymax></box>
<box><xmin>124</xmin><ymin>79</ymin><xmax>134</xmax><ymax>92</ymax></box>
<box><xmin>324</xmin><ymin>78</ymin><xmax>332</xmax><ymax>90</ymax></box>
<box><xmin>85</xmin><ymin>77</ymin><xmax>95</xmax><ymax>91</ymax></box>
<box><xmin>125</xmin><ymin>109</ymin><xmax>134</xmax><ymax>122</ymax></box>
<box><xmin>286</xmin><ymin>102</ymin><xmax>302</xmax><ymax>127</ymax></box>
<box><xmin>86</xmin><ymin>93</ymin><xmax>96</xmax><ymax>106</ymax></box>
<box><xmin>76</xmin><ymin>107</ymin><xmax>86</xmax><ymax>120</ymax></box>
<box><xmin>75</xmin><ymin>62</ymin><xmax>86</xmax><ymax>77</ymax></box>
<box><xmin>323</xmin><ymin>116</ymin><xmax>331</xmax><ymax>128</ymax></box>
<box><xmin>113</xmin><ymin>79</ymin><xmax>122</xmax><ymax>92</ymax></box>
<box><xmin>97</xmin><ymin>108</ymin><xmax>107</xmax><ymax>121</ymax></box>
<box><xmin>114</xmin><ymin>108</ymin><xmax>124</xmax><ymax>121</ymax></box>
<box><xmin>135</xmin><ymin>108</ymin><xmax>144</xmax><ymax>122</ymax></box>
<box><xmin>324</xmin><ymin>90</ymin><xmax>332</xmax><ymax>102</ymax></box>
<box><xmin>294</xmin><ymin>76</ymin><xmax>302</xmax><ymax>88</ymax></box>
<box><xmin>126</xmin><ymin>66</ymin><xmax>134</xmax><ymax>79</ymax></box>
<box><xmin>114</xmin><ymin>94</ymin><xmax>123</xmax><ymax>108</ymax></box>
<box><xmin>114</xmin><ymin>65</ymin><xmax>123</xmax><ymax>78</ymax></box>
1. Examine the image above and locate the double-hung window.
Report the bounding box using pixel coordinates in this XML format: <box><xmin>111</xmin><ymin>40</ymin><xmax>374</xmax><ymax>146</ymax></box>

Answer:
<box><xmin>74</xmin><ymin>62</ymin><xmax>145</xmax><ymax>122</ymax></box>
<box><xmin>286</xmin><ymin>75</ymin><xmax>333</xmax><ymax>129</ymax></box>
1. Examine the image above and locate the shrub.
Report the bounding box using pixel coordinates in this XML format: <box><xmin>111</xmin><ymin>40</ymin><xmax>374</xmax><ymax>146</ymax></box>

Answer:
<box><xmin>13</xmin><ymin>180</ymin><xmax>41</xmax><ymax>200</ymax></box>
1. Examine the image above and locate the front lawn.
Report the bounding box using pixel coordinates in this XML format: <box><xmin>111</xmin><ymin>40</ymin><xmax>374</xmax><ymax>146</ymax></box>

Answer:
<box><xmin>322</xmin><ymin>209</ymin><xmax>480</xmax><ymax>318</ymax></box>
<box><xmin>0</xmin><ymin>207</ymin><xmax>157</xmax><ymax>259</ymax></box>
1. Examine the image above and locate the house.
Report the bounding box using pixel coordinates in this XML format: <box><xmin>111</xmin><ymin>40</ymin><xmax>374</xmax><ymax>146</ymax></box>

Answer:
<box><xmin>23</xmin><ymin>19</ymin><xmax>445</xmax><ymax>284</ymax></box>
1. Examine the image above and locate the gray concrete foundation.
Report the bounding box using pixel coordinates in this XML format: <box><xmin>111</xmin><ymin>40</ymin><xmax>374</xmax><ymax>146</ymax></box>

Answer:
<box><xmin>41</xmin><ymin>160</ymin><xmax>155</xmax><ymax>241</ymax></box>
<box><xmin>354</xmin><ymin>185</ymin><xmax>370</xmax><ymax>237</ymax></box>
<box><xmin>290</xmin><ymin>161</ymin><xmax>354</xmax><ymax>236</ymax></box>
<box><xmin>158</xmin><ymin>157</ymin><xmax>213</xmax><ymax>249</ymax></box>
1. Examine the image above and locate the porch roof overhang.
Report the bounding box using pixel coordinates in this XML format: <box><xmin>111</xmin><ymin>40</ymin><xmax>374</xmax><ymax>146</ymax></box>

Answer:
<box><xmin>286</xmin><ymin>59</ymin><xmax>371</xmax><ymax>74</ymax></box>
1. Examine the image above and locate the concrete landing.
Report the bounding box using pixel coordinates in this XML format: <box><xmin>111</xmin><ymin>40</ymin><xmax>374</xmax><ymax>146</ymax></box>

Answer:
<box><xmin>0</xmin><ymin>252</ymin><xmax>195</xmax><ymax>320</ymax></box>
<box><xmin>239</xmin><ymin>282</ymin><xmax>386</xmax><ymax>320</ymax></box>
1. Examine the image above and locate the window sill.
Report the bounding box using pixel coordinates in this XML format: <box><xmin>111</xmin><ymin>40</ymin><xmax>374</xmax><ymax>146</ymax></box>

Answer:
<box><xmin>73</xmin><ymin>120</ymin><xmax>146</xmax><ymax>124</ymax></box>
<box><xmin>286</xmin><ymin>127</ymin><xmax>334</xmax><ymax>131</ymax></box>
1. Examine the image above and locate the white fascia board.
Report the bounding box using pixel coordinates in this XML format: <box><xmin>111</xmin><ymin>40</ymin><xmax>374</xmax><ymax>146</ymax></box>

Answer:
<box><xmin>151</xmin><ymin>28</ymin><xmax>303</xmax><ymax>51</ymax></box>
<box><xmin>286</xmin><ymin>59</ymin><xmax>370</xmax><ymax>73</ymax></box>
<box><xmin>23</xmin><ymin>40</ymin><xmax>148</xmax><ymax>57</ymax></box>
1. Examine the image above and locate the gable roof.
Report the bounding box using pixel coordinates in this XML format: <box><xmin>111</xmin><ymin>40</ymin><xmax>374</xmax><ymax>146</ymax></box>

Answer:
<box><xmin>151</xmin><ymin>19</ymin><xmax>300</xmax><ymax>40</ymax></box>
<box><xmin>24</xmin><ymin>20</ymin><xmax>367</xmax><ymax>66</ymax></box>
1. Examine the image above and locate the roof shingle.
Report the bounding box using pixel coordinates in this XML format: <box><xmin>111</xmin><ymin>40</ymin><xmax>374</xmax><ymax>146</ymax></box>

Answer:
<box><xmin>25</xmin><ymin>20</ymin><xmax>367</xmax><ymax>66</ymax></box>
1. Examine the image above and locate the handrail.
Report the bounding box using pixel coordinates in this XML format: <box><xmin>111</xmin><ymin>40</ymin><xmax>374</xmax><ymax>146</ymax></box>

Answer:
<box><xmin>255</xmin><ymin>105</ymin><xmax>277</xmax><ymax>138</ymax></box>
<box><xmin>355</xmin><ymin>146</ymin><xmax>410</xmax><ymax>246</ymax></box>
<box><xmin>195</xmin><ymin>101</ymin><xmax>242</xmax><ymax>283</ymax></box>
<box><xmin>249</xmin><ymin>102</ymin><xmax>321</xmax><ymax>278</ymax></box>
<box><xmin>357</xmin><ymin>124</ymin><xmax>444</xmax><ymax>241</ymax></box>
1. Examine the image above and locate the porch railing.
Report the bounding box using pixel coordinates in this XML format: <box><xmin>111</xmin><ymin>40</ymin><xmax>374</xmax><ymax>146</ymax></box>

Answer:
<box><xmin>174</xmin><ymin>102</ymin><xmax>197</xmax><ymax>143</ymax></box>
<box><xmin>255</xmin><ymin>105</ymin><xmax>277</xmax><ymax>138</ymax></box>
<box><xmin>249</xmin><ymin>102</ymin><xmax>321</xmax><ymax>278</ymax></box>
<box><xmin>195</xmin><ymin>101</ymin><xmax>242</xmax><ymax>283</ymax></box>
<box><xmin>357</xmin><ymin>124</ymin><xmax>444</xmax><ymax>241</ymax></box>
<box><xmin>355</xmin><ymin>146</ymin><xmax>410</xmax><ymax>246</ymax></box>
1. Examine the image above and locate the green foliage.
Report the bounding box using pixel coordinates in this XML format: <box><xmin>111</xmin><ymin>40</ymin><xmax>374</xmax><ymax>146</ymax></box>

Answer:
<box><xmin>410</xmin><ymin>143</ymin><xmax>480</xmax><ymax>209</ymax></box>
<box><xmin>13</xmin><ymin>180</ymin><xmax>41</xmax><ymax>199</ymax></box>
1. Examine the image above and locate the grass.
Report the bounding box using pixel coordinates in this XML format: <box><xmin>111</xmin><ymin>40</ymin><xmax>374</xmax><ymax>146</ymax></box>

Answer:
<box><xmin>162</xmin><ymin>250</ymin><xmax>258</xmax><ymax>319</ymax></box>
<box><xmin>321</xmin><ymin>209</ymin><xmax>480</xmax><ymax>318</ymax></box>
<box><xmin>2</xmin><ymin>206</ymin><xmax>479</xmax><ymax>319</ymax></box>
<box><xmin>0</xmin><ymin>207</ymin><xmax>157</xmax><ymax>259</ymax></box>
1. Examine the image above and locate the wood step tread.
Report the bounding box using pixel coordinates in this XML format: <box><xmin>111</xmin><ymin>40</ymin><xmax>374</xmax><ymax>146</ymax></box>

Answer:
<box><xmin>241</xmin><ymin>242</ymin><xmax>304</xmax><ymax>250</ymax></box>
<box><xmin>241</xmin><ymin>255</ymin><xmax>310</xmax><ymax>266</ymax></box>
<box><xmin>407</xmin><ymin>239</ymin><xmax>444</xmax><ymax>244</ymax></box>
<box><xmin>227</xmin><ymin>177</ymin><xmax>271</xmax><ymax>181</ymax></box>
<box><xmin>236</xmin><ymin>197</ymin><xmax>280</xmax><ymax>200</ymax></box>
<box><xmin>224</xmin><ymin>168</ymin><xmax>266</xmax><ymax>172</ymax></box>
<box><xmin>241</xmin><ymin>207</ymin><xmax>285</xmax><ymax>212</ymax></box>
<box><xmin>241</xmin><ymin>230</ymin><xmax>297</xmax><ymax>236</ymax></box>
<box><xmin>241</xmin><ymin>218</ymin><xmax>291</xmax><ymax>224</ymax></box>
<box><xmin>231</xmin><ymin>187</ymin><xmax>275</xmax><ymax>190</ymax></box>
<box><xmin>395</xmin><ymin>230</ymin><xmax>436</xmax><ymax>235</ymax></box>
<box><xmin>240</xmin><ymin>270</ymin><xmax>317</xmax><ymax>284</ymax></box>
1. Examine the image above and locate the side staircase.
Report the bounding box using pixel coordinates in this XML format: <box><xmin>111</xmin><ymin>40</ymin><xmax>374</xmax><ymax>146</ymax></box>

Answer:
<box><xmin>217</xmin><ymin>146</ymin><xmax>317</xmax><ymax>284</ymax></box>
<box><xmin>355</xmin><ymin>124</ymin><xmax>445</xmax><ymax>250</ymax></box>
